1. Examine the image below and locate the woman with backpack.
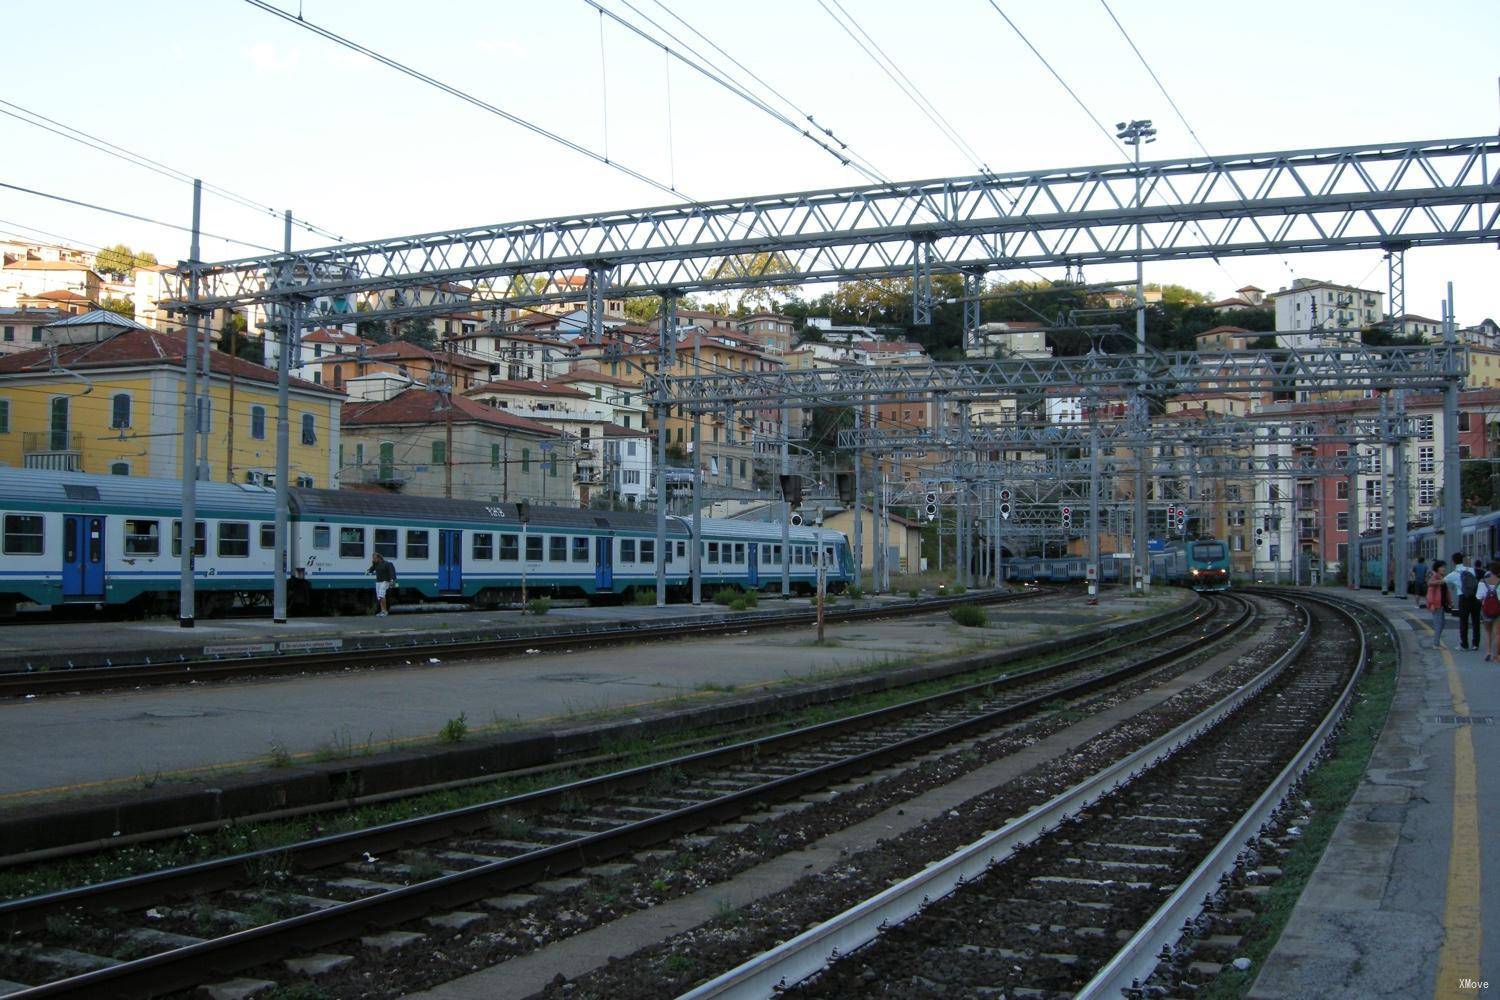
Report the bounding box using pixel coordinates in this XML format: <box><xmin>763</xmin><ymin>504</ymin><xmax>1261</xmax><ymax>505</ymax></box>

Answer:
<box><xmin>1480</xmin><ymin>569</ymin><xmax>1500</xmax><ymax>661</ymax></box>
<box><xmin>1427</xmin><ymin>560</ymin><xmax>1450</xmax><ymax>649</ymax></box>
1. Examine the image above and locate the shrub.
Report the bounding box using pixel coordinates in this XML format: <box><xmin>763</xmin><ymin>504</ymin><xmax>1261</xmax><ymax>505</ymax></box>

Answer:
<box><xmin>728</xmin><ymin>596</ymin><xmax>749</xmax><ymax>611</ymax></box>
<box><xmin>951</xmin><ymin>583</ymin><xmax>967</xmax><ymax>596</ymax></box>
<box><xmin>907</xmin><ymin>588</ymin><xmax>920</xmax><ymax>599</ymax></box>
<box><xmin>948</xmin><ymin>603</ymin><xmax>987</xmax><ymax>628</ymax></box>
<box><xmin>740</xmin><ymin>589</ymin><xmax>759</xmax><ymax>607</ymax></box>
<box><xmin>712</xmin><ymin>587</ymin><xmax>740</xmax><ymax>606</ymax></box>
<box><xmin>439</xmin><ymin>713</ymin><xmax>468</xmax><ymax>743</ymax></box>
<box><xmin>845</xmin><ymin>585</ymin><xmax>864</xmax><ymax>600</ymax></box>
<box><xmin>527</xmin><ymin>597</ymin><xmax>552</xmax><ymax>616</ymax></box>
<box><xmin>632</xmin><ymin>588</ymin><xmax>655</xmax><ymax>606</ymax></box>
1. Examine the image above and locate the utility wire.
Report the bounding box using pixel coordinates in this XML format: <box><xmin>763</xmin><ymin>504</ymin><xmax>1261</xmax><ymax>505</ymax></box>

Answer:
<box><xmin>242</xmin><ymin>0</ymin><xmax>684</xmax><ymax>202</ymax></box>
<box><xmin>0</xmin><ymin>99</ymin><xmax>342</xmax><ymax>242</ymax></box>
<box><xmin>0</xmin><ymin>180</ymin><xmax>278</xmax><ymax>252</ymax></box>
<box><xmin>584</xmin><ymin>0</ymin><xmax>877</xmax><ymax>181</ymax></box>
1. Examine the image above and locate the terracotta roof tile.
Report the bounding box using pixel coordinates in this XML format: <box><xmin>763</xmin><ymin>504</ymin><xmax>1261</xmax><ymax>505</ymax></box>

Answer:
<box><xmin>343</xmin><ymin>388</ymin><xmax>560</xmax><ymax>435</ymax></box>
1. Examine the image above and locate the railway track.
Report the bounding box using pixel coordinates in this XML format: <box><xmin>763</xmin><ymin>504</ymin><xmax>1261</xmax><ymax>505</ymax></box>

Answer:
<box><xmin>0</xmin><ymin>587</ymin><xmax>1038</xmax><ymax>697</ymax></box>
<box><xmin>0</xmin><ymin>592</ymin><xmax>1257</xmax><ymax>998</ymax></box>
<box><xmin>682</xmin><ymin>590</ymin><xmax>1367</xmax><ymax>999</ymax></box>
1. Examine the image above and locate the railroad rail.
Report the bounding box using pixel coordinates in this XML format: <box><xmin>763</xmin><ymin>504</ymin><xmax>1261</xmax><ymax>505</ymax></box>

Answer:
<box><xmin>0</xmin><ymin>587</ymin><xmax>1039</xmax><ymax>697</ymax></box>
<box><xmin>0</xmin><ymin>593</ymin><xmax>1253</xmax><ymax>998</ymax></box>
<box><xmin>682</xmin><ymin>590</ymin><xmax>1367</xmax><ymax>999</ymax></box>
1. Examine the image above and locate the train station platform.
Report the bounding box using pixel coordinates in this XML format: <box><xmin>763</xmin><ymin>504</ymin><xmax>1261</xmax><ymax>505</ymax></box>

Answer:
<box><xmin>0</xmin><ymin>588</ymin><xmax>1188</xmax><ymax>811</ymax></box>
<box><xmin>0</xmin><ymin>594</ymin><xmax>912</xmax><ymax>672</ymax></box>
<box><xmin>1250</xmin><ymin>587</ymin><xmax>1497</xmax><ymax>999</ymax></box>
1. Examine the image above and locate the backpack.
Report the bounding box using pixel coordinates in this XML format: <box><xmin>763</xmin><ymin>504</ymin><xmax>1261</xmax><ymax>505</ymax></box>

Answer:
<box><xmin>1485</xmin><ymin>585</ymin><xmax>1500</xmax><ymax>619</ymax></box>
<box><xmin>1462</xmin><ymin>568</ymin><xmax>1480</xmax><ymax>599</ymax></box>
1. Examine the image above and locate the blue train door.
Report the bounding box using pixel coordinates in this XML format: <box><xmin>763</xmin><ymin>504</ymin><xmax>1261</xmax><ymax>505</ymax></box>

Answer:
<box><xmin>438</xmin><ymin>529</ymin><xmax>463</xmax><ymax>592</ymax></box>
<box><xmin>747</xmin><ymin>543</ymin><xmax>759</xmax><ymax>587</ymax></box>
<box><xmin>61</xmin><ymin>514</ymin><xmax>105</xmax><ymax>601</ymax></box>
<box><xmin>595</xmin><ymin>536</ymin><xmax>613</xmax><ymax>591</ymax></box>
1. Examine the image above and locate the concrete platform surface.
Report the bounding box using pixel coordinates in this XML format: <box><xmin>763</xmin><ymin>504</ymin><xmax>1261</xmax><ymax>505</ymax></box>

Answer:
<box><xmin>0</xmin><ymin>589</ymin><xmax>1183</xmax><ymax>805</ymax></box>
<box><xmin>1250</xmin><ymin>588</ymin><xmax>1496</xmax><ymax>1000</ymax></box>
<box><xmin>0</xmin><ymin>593</ymin><xmax>939</xmax><ymax>671</ymax></box>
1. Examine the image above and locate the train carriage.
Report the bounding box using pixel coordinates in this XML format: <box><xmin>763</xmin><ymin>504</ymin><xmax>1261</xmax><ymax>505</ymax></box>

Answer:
<box><xmin>0</xmin><ymin>469</ymin><xmax>853</xmax><ymax>616</ymax></box>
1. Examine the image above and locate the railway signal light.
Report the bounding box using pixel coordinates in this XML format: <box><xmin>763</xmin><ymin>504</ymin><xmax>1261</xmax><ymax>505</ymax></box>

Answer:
<box><xmin>999</xmin><ymin>488</ymin><xmax>1012</xmax><ymax>503</ymax></box>
<box><xmin>790</xmin><ymin>512</ymin><xmax>803</xmax><ymax>526</ymax></box>
<box><xmin>999</xmin><ymin>502</ymin><xmax>1012</xmax><ymax>520</ymax></box>
<box><xmin>1061</xmin><ymin>505</ymin><xmax>1072</xmax><ymax>528</ymax></box>
<box><xmin>1255</xmin><ymin>526</ymin><xmax>1265</xmax><ymax>547</ymax></box>
<box><xmin>924</xmin><ymin>491</ymin><xmax>939</xmax><ymax>520</ymax></box>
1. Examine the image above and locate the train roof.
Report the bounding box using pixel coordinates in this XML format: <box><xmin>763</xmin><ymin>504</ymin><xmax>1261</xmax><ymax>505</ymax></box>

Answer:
<box><xmin>290</xmin><ymin>488</ymin><xmax>693</xmax><ymax>535</ymax></box>
<box><xmin>0</xmin><ymin>467</ymin><xmax>277</xmax><ymax>515</ymax></box>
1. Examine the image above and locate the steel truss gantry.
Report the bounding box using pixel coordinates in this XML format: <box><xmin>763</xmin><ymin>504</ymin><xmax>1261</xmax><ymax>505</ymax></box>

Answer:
<box><xmin>655</xmin><ymin>345</ymin><xmax>1465</xmax><ymax>409</ymax></box>
<box><xmin>162</xmin><ymin>136</ymin><xmax>1500</xmax><ymax>323</ymax></box>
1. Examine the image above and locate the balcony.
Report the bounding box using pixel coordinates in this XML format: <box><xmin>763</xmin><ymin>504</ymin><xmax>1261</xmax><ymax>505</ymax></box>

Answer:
<box><xmin>362</xmin><ymin>466</ymin><xmax>406</xmax><ymax>487</ymax></box>
<box><xmin>23</xmin><ymin>432</ymin><xmax>82</xmax><ymax>472</ymax></box>
<box><xmin>573</xmin><ymin>464</ymin><xmax>602</xmax><ymax>484</ymax></box>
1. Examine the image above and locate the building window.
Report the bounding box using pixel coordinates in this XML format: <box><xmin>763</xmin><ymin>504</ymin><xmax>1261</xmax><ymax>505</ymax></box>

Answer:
<box><xmin>406</xmin><ymin>529</ymin><xmax>430</xmax><ymax>560</ymax></box>
<box><xmin>473</xmin><ymin>532</ymin><xmax>494</xmax><ymax>560</ymax></box>
<box><xmin>124</xmin><ymin>519</ymin><xmax>160</xmax><ymax>556</ymax></box>
<box><xmin>521</xmin><ymin>448</ymin><xmax>531</xmax><ymax>473</ymax></box>
<box><xmin>1336</xmin><ymin>512</ymin><xmax>1350</xmax><ymax>532</ymax></box>
<box><xmin>1419</xmin><ymin>479</ymin><xmax>1436</xmax><ymax>506</ymax></box>
<box><xmin>251</xmin><ymin>406</ymin><xmax>266</xmax><ymax>440</ymax></box>
<box><xmin>295</xmin><ymin>475</ymin><xmax>314</xmax><ymax>488</ymax></box>
<box><xmin>549</xmin><ymin>453</ymin><xmax>558</xmax><ymax>477</ymax></box>
<box><xmin>31</xmin><ymin>327</ymin><xmax>41</xmax><ymax>342</ymax></box>
<box><xmin>1418</xmin><ymin>446</ymin><xmax>1435</xmax><ymax>474</ymax></box>
<box><xmin>1460</xmin><ymin>412</ymin><xmax>1472</xmax><ymax>432</ymax></box>
<box><xmin>301</xmin><ymin>414</ymin><xmax>316</xmax><ymax>445</ymax></box>
<box><xmin>1368</xmin><ymin>509</ymin><xmax>1382</xmax><ymax>530</ymax></box>
<box><xmin>110</xmin><ymin>462</ymin><xmax>129</xmax><ymax>476</ymax></box>
<box><xmin>374</xmin><ymin>528</ymin><xmax>399</xmax><ymax>558</ymax></box>
<box><xmin>1461</xmin><ymin>445</ymin><xmax>1473</xmax><ymax>460</ymax></box>
<box><xmin>218</xmin><ymin>522</ymin><xmax>250</xmax><ymax>558</ymax></box>
<box><xmin>491</xmin><ymin>443</ymin><xmax>501</xmax><ymax>470</ymax></box>
<box><xmin>111</xmin><ymin>393</ymin><xmax>131</xmax><ymax>429</ymax></box>
<box><xmin>0</xmin><ymin>399</ymin><xmax>8</xmax><ymax>434</ymax></box>
<box><xmin>340</xmin><ymin>526</ymin><xmax>366</xmax><ymax>559</ymax></box>
<box><xmin>1</xmin><ymin>326</ymin><xmax>11</xmax><ymax>342</ymax></box>
<box><xmin>432</xmin><ymin>440</ymin><xmax>445</xmax><ymax>464</ymax></box>
<box><xmin>379</xmin><ymin>442</ymin><xmax>395</xmax><ymax>481</ymax></box>
<box><xmin>355</xmin><ymin>443</ymin><xmax>364</xmax><ymax>466</ymax></box>
<box><xmin>171</xmin><ymin>521</ymin><xmax>207</xmax><ymax>557</ymax></box>
<box><xmin>526</xmin><ymin>534</ymin><xmax>543</xmax><ymax>561</ymax></box>
<box><xmin>1419</xmin><ymin>417</ymin><xmax>1434</xmax><ymax>441</ymax></box>
<box><xmin>3</xmin><ymin>514</ymin><xmax>44</xmax><ymax>555</ymax></box>
<box><xmin>549</xmin><ymin>535</ymin><xmax>566</xmax><ymax>561</ymax></box>
<box><xmin>1336</xmin><ymin>481</ymin><xmax>1349</xmax><ymax>500</ymax></box>
<box><xmin>49</xmin><ymin>396</ymin><xmax>69</xmax><ymax>452</ymax></box>
<box><xmin>499</xmin><ymin>534</ymin><xmax>519</xmax><ymax>560</ymax></box>
<box><xmin>571</xmin><ymin>536</ymin><xmax>589</xmax><ymax>562</ymax></box>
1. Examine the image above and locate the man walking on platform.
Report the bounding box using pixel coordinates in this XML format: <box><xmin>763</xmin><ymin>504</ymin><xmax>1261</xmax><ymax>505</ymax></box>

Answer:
<box><xmin>1447</xmin><ymin>553</ymin><xmax>1480</xmax><ymax>651</ymax></box>
<box><xmin>369</xmin><ymin>551</ymin><xmax>398</xmax><ymax>618</ymax></box>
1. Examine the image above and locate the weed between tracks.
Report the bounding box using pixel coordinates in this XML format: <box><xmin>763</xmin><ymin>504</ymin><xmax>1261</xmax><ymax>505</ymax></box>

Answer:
<box><xmin>1197</xmin><ymin>606</ymin><xmax>1400</xmax><ymax>999</ymax></box>
<box><xmin>0</xmin><ymin>597</ymin><xmax>1194</xmax><ymax>904</ymax></box>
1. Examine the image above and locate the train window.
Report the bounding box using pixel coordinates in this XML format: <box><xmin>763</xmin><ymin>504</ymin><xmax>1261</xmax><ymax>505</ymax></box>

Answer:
<box><xmin>675</xmin><ymin>541</ymin><xmax>686</xmax><ymax>559</ymax></box>
<box><xmin>707</xmin><ymin>542</ymin><xmax>719</xmax><ymax>564</ymax></box>
<box><xmin>339</xmin><ymin>527</ymin><xmax>366</xmax><ymax>558</ymax></box>
<box><xmin>526</xmin><ymin>535</ymin><xmax>543</xmax><ymax>561</ymax></box>
<box><xmin>3</xmin><ymin>514</ymin><xmax>44</xmax><ymax>555</ymax></box>
<box><xmin>733</xmin><ymin>543</ymin><xmax>744</xmax><ymax>563</ymax></box>
<box><xmin>548</xmin><ymin>535</ymin><xmax>566</xmax><ymax>562</ymax></box>
<box><xmin>218</xmin><ymin>522</ymin><xmax>250</xmax><ymax>558</ymax></box>
<box><xmin>621</xmin><ymin>538</ymin><xmax>637</xmax><ymax>562</ymax></box>
<box><xmin>473</xmin><ymin>533</ymin><xmax>494</xmax><ymax>560</ymax></box>
<box><xmin>374</xmin><ymin>528</ymin><xmax>398</xmax><ymax>559</ymax></box>
<box><xmin>571</xmin><ymin>536</ymin><xmax>589</xmax><ymax>562</ymax></box>
<box><xmin>640</xmin><ymin>539</ymin><xmax>655</xmax><ymax>565</ymax></box>
<box><xmin>260</xmin><ymin>524</ymin><xmax>276</xmax><ymax>549</ymax></box>
<box><xmin>313</xmin><ymin>525</ymin><xmax>330</xmax><ymax>550</ymax></box>
<box><xmin>171</xmin><ymin>521</ymin><xmax>207</xmax><ymax>558</ymax></box>
<box><xmin>124</xmin><ymin>519</ymin><xmax>160</xmax><ymax>557</ymax></box>
<box><xmin>1194</xmin><ymin>542</ymin><xmax>1226</xmax><ymax>560</ymax></box>
<box><xmin>500</xmin><ymin>534</ymin><xmax>519</xmax><ymax>560</ymax></box>
<box><xmin>406</xmin><ymin>530</ymin><xmax>430</xmax><ymax>560</ymax></box>
<box><xmin>793</xmin><ymin>546</ymin><xmax>803</xmax><ymax>566</ymax></box>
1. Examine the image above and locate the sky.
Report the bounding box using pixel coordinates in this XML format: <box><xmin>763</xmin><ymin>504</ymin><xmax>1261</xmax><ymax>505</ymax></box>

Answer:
<box><xmin>2</xmin><ymin>0</ymin><xmax>1497</xmax><ymax>321</ymax></box>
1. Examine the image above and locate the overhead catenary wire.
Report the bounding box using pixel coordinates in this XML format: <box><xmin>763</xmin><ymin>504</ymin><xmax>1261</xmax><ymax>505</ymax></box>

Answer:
<box><xmin>0</xmin><ymin>99</ymin><xmax>342</xmax><ymax>242</ymax></box>
<box><xmin>0</xmin><ymin>180</ymin><xmax>278</xmax><ymax>253</ymax></box>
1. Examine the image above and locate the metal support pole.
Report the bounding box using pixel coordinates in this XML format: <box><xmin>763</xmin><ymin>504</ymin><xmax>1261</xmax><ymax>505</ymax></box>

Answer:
<box><xmin>1088</xmin><ymin>396</ymin><xmax>1100</xmax><ymax>602</ymax></box>
<box><xmin>780</xmin><ymin>404</ymin><xmax>790</xmax><ymax>597</ymax></box>
<box><xmin>911</xmin><ymin>238</ymin><xmax>933</xmax><ymax>326</ymax></box>
<box><xmin>654</xmin><ymin>294</ymin><xmax>677</xmax><ymax>608</ymax></box>
<box><xmin>1380</xmin><ymin>393</ymin><xmax>1391</xmax><ymax>593</ymax></box>
<box><xmin>177</xmin><ymin>180</ymin><xmax>203</xmax><ymax>628</ymax></box>
<box><xmin>852</xmin><ymin>403</ymin><xmax>863</xmax><ymax>590</ymax></box>
<box><xmin>1347</xmin><ymin>447</ymin><xmax>1360</xmax><ymax>590</ymax></box>
<box><xmin>691</xmin><ymin>332</ymin><xmax>703</xmax><ymax>604</ymax></box>
<box><xmin>272</xmin><ymin>212</ymin><xmax>297</xmax><ymax>623</ymax></box>
<box><xmin>1133</xmin><ymin>134</ymin><xmax>1150</xmax><ymax>595</ymax></box>
<box><xmin>1393</xmin><ymin>390</ymin><xmax>1410</xmax><ymax>599</ymax></box>
<box><xmin>1442</xmin><ymin>283</ymin><xmax>1462</xmax><ymax>560</ymax></box>
<box><xmin>962</xmin><ymin>267</ymin><xmax>984</xmax><ymax>354</ymax></box>
<box><xmin>956</xmin><ymin>479</ymin><xmax>968</xmax><ymax>588</ymax></box>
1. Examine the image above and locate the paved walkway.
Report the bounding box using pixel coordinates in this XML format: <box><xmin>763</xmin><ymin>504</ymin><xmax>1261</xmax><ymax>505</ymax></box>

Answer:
<box><xmin>0</xmin><ymin>590</ymin><xmax>1185</xmax><ymax>806</ymax></box>
<box><xmin>1250</xmin><ymin>588</ymin><xmax>1498</xmax><ymax>999</ymax></box>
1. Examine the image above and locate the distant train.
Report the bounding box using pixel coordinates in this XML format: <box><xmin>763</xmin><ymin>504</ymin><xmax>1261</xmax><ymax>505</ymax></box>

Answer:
<box><xmin>0</xmin><ymin>469</ymin><xmax>853</xmax><ymax>617</ymax></box>
<box><xmin>1003</xmin><ymin>538</ymin><xmax>1232</xmax><ymax>592</ymax></box>
<box><xmin>1356</xmin><ymin>511</ymin><xmax>1500</xmax><ymax>592</ymax></box>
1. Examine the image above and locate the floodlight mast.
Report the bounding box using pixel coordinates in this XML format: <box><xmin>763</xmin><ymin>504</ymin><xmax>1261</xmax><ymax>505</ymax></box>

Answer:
<box><xmin>1118</xmin><ymin>117</ymin><xmax>1158</xmax><ymax>595</ymax></box>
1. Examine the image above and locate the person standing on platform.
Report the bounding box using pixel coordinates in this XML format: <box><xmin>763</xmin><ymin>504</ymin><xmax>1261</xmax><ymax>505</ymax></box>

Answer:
<box><xmin>1429</xmin><ymin>560</ymin><xmax>1450</xmax><ymax>648</ymax></box>
<box><xmin>369</xmin><ymin>551</ymin><xmax>398</xmax><ymax>618</ymax></box>
<box><xmin>1481</xmin><ymin>569</ymin><xmax>1500</xmax><ymax>662</ymax></box>
<box><xmin>1448</xmin><ymin>554</ymin><xmax>1481</xmax><ymax>651</ymax></box>
<box><xmin>1412</xmin><ymin>556</ymin><xmax>1429</xmax><ymax>603</ymax></box>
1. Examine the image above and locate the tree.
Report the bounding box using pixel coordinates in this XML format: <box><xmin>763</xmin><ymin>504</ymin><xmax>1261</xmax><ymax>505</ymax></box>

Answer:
<box><xmin>216</xmin><ymin>312</ymin><xmax>264</xmax><ymax>364</ymax></box>
<box><xmin>1460</xmin><ymin>460</ymin><xmax>1499</xmax><ymax>512</ymax></box>
<box><xmin>710</xmin><ymin>252</ymin><xmax>799</xmax><ymax>313</ymax></box>
<box><xmin>100</xmin><ymin>296</ymin><xmax>135</xmax><ymax>319</ymax></box>
<box><xmin>624</xmin><ymin>296</ymin><xmax>661</xmax><ymax>325</ymax></box>
<box><xmin>832</xmin><ymin>278</ymin><xmax>908</xmax><ymax>327</ymax></box>
<box><xmin>394</xmin><ymin>317</ymin><xmax>436</xmax><ymax>350</ymax></box>
<box><xmin>1147</xmin><ymin>283</ymin><xmax>1211</xmax><ymax>306</ymax></box>
<box><xmin>95</xmin><ymin>244</ymin><xmax>156</xmax><ymax>279</ymax></box>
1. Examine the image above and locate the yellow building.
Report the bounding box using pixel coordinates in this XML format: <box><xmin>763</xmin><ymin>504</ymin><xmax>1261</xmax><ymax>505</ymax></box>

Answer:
<box><xmin>0</xmin><ymin>310</ymin><xmax>342</xmax><ymax>485</ymax></box>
